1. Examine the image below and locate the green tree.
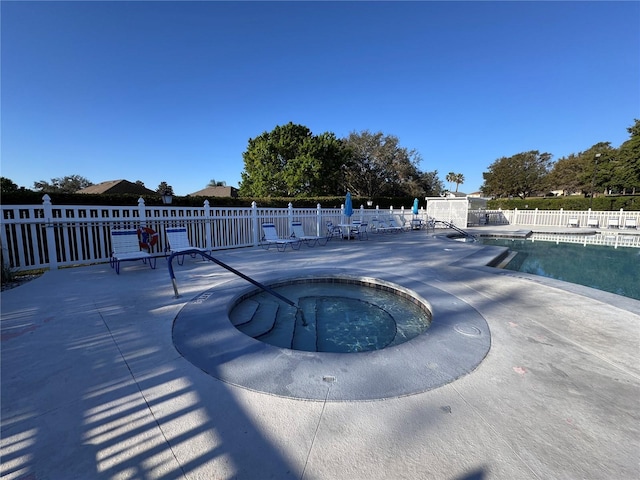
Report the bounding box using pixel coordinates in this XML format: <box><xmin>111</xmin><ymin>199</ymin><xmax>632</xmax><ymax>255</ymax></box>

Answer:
<box><xmin>582</xmin><ymin>143</ymin><xmax>616</xmax><ymax>196</ymax></box>
<box><xmin>546</xmin><ymin>154</ymin><xmax>583</xmax><ymax>195</ymax></box>
<box><xmin>156</xmin><ymin>181</ymin><xmax>174</xmax><ymax>195</ymax></box>
<box><xmin>33</xmin><ymin>175</ymin><xmax>92</xmax><ymax>193</ymax></box>
<box><xmin>416</xmin><ymin>170</ymin><xmax>444</xmax><ymax>197</ymax></box>
<box><xmin>0</xmin><ymin>177</ymin><xmax>19</xmax><ymax>194</ymax></box>
<box><xmin>615</xmin><ymin>119</ymin><xmax>640</xmax><ymax>194</ymax></box>
<box><xmin>342</xmin><ymin>130</ymin><xmax>437</xmax><ymax>198</ymax></box>
<box><xmin>239</xmin><ymin>122</ymin><xmax>348</xmax><ymax>197</ymax></box>
<box><xmin>481</xmin><ymin>151</ymin><xmax>552</xmax><ymax>199</ymax></box>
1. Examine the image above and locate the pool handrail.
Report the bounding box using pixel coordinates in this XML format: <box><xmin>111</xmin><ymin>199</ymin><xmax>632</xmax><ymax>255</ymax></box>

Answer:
<box><xmin>434</xmin><ymin>220</ymin><xmax>478</xmax><ymax>240</ymax></box>
<box><xmin>166</xmin><ymin>249</ymin><xmax>307</xmax><ymax>325</ymax></box>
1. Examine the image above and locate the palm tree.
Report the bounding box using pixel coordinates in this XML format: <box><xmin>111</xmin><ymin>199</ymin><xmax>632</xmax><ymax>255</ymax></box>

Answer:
<box><xmin>445</xmin><ymin>172</ymin><xmax>456</xmax><ymax>192</ymax></box>
<box><xmin>445</xmin><ymin>172</ymin><xmax>465</xmax><ymax>192</ymax></box>
<box><xmin>453</xmin><ymin>173</ymin><xmax>465</xmax><ymax>192</ymax></box>
<box><xmin>208</xmin><ymin>179</ymin><xmax>227</xmax><ymax>187</ymax></box>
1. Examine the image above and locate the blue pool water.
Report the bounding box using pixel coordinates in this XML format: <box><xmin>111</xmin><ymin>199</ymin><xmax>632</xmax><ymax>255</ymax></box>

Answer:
<box><xmin>481</xmin><ymin>238</ymin><xmax>640</xmax><ymax>300</ymax></box>
<box><xmin>231</xmin><ymin>281</ymin><xmax>432</xmax><ymax>353</ymax></box>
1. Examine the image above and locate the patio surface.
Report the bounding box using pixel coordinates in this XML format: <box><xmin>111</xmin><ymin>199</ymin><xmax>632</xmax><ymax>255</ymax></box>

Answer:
<box><xmin>1</xmin><ymin>226</ymin><xmax>639</xmax><ymax>480</ymax></box>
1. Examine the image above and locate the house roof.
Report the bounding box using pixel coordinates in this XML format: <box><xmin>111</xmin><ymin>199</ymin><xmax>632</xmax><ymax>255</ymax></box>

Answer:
<box><xmin>77</xmin><ymin>179</ymin><xmax>156</xmax><ymax>195</ymax></box>
<box><xmin>189</xmin><ymin>186</ymin><xmax>238</xmax><ymax>198</ymax></box>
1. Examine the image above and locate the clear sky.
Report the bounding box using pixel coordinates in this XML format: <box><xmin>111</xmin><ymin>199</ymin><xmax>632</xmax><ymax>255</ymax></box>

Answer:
<box><xmin>2</xmin><ymin>1</ymin><xmax>639</xmax><ymax>196</ymax></box>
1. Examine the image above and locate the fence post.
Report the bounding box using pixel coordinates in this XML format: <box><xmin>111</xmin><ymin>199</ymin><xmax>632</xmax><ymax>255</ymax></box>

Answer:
<box><xmin>288</xmin><ymin>202</ymin><xmax>294</xmax><ymax>236</ymax></box>
<box><xmin>316</xmin><ymin>203</ymin><xmax>322</xmax><ymax>236</ymax></box>
<box><xmin>559</xmin><ymin>208</ymin><xmax>564</xmax><ymax>227</ymax></box>
<box><xmin>252</xmin><ymin>201</ymin><xmax>259</xmax><ymax>246</ymax></box>
<box><xmin>204</xmin><ymin>200</ymin><xmax>212</xmax><ymax>250</ymax></box>
<box><xmin>42</xmin><ymin>194</ymin><xmax>59</xmax><ymax>270</ymax></box>
<box><xmin>359</xmin><ymin>204</ymin><xmax>364</xmax><ymax>222</ymax></box>
<box><xmin>0</xmin><ymin>216</ymin><xmax>9</xmax><ymax>269</ymax></box>
<box><xmin>137</xmin><ymin>197</ymin><xmax>147</xmax><ymax>226</ymax></box>
<box><xmin>619</xmin><ymin>208</ymin><xmax>624</xmax><ymax>224</ymax></box>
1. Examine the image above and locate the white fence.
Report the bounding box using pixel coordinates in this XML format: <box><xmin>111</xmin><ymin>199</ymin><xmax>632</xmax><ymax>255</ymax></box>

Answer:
<box><xmin>530</xmin><ymin>232</ymin><xmax>640</xmax><ymax>249</ymax></box>
<box><xmin>2</xmin><ymin>196</ymin><xmax>639</xmax><ymax>272</ymax></box>
<box><xmin>469</xmin><ymin>208</ymin><xmax>640</xmax><ymax>229</ymax></box>
<box><xmin>0</xmin><ymin>196</ymin><xmax>422</xmax><ymax>272</ymax></box>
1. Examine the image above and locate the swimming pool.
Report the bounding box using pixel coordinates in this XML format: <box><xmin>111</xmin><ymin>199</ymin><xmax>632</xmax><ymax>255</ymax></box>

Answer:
<box><xmin>481</xmin><ymin>238</ymin><xmax>640</xmax><ymax>300</ymax></box>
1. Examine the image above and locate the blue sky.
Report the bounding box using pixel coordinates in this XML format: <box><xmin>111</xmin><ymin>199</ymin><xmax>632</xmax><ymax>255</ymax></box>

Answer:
<box><xmin>2</xmin><ymin>1</ymin><xmax>639</xmax><ymax>196</ymax></box>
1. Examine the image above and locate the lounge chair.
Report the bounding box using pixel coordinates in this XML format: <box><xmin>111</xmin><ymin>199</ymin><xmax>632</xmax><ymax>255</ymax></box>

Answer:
<box><xmin>568</xmin><ymin>218</ymin><xmax>579</xmax><ymax>227</ymax></box>
<box><xmin>624</xmin><ymin>218</ymin><xmax>637</xmax><ymax>229</ymax></box>
<box><xmin>291</xmin><ymin>221</ymin><xmax>327</xmax><ymax>247</ymax></box>
<box><xmin>260</xmin><ymin>223</ymin><xmax>301</xmax><ymax>251</ymax></box>
<box><xmin>110</xmin><ymin>229</ymin><xmax>157</xmax><ymax>274</ymax></box>
<box><xmin>378</xmin><ymin>219</ymin><xmax>402</xmax><ymax>233</ymax></box>
<box><xmin>587</xmin><ymin>218</ymin><xmax>599</xmax><ymax>228</ymax></box>
<box><xmin>608</xmin><ymin>218</ymin><xmax>620</xmax><ymax>229</ymax></box>
<box><xmin>165</xmin><ymin>227</ymin><xmax>211</xmax><ymax>265</ymax></box>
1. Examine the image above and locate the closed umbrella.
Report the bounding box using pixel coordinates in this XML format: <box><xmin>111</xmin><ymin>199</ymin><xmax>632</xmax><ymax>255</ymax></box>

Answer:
<box><xmin>344</xmin><ymin>192</ymin><xmax>353</xmax><ymax>221</ymax></box>
<box><xmin>412</xmin><ymin>198</ymin><xmax>419</xmax><ymax>216</ymax></box>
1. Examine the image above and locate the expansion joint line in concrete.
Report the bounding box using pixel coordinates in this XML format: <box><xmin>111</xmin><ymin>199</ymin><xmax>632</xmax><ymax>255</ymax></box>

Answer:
<box><xmin>300</xmin><ymin>384</ymin><xmax>332</xmax><ymax>480</ymax></box>
<box><xmin>95</xmin><ymin>304</ymin><xmax>188</xmax><ymax>479</ymax></box>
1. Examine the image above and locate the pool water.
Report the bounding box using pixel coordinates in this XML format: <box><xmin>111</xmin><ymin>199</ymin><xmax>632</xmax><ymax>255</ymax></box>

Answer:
<box><xmin>230</xmin><ymin>281</ymin><xmax>432</xmax><ymax>353</ymax></box>
<box><xmin>481</xmin><ymin>238</ymin><xmax>640</xmax><ymax>300</ymax></box>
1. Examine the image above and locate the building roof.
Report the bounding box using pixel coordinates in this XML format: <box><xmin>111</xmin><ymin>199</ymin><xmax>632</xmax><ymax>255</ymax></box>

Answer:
<box><xmin>445</xmin><ymin>191</ymin><xmax>468</xmax><ymax>198</ymax></box>
<box><xmin>189</xmin><ymin>186</ymin><xmax>238</xmax><ymax>198</ymax></box>
<box><xmin>77</xmin><ymin>180</ymin><xmax>156</xmax><ymax>195</ymax></box>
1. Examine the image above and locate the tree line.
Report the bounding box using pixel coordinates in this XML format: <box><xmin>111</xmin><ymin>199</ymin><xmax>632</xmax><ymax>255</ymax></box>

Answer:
<box><xmin>2</xmin><ymin>119</ymin><xmax>638</xmax><ymax>200</ymax></box>
<box><xmin>481</xmin><ymin>119</ymin><xmax>640</xmax><ymax>198</ymax></box>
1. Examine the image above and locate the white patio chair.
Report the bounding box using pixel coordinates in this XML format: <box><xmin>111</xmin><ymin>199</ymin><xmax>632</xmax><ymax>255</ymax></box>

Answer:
<box><xmin>291</xmin><ymin>222</ymin><xmax>327</xmax><ymax>247</ymax></box>
<box><xmin>326</xmin><ymin>221</ymin><xmax>343</xmax><ymax>241</ymax></box>
<box><xmin>165</xmin><ymin>227</ymin><xmax>211</xmax><ymax>265</ymax></box>
<box><xmin>260</xmin><ymin>223</ymin><xmax>301</xmax><ymax>251</ymax></box>
<box><xmin>110</xmin><ymin>229</ymin><xmax>156</xmax><ymax>274</ymax></box>
<box><xmin>350</xmin><ymin>222</ymin><xmax>369</xmax><ymax>240</ymax></box>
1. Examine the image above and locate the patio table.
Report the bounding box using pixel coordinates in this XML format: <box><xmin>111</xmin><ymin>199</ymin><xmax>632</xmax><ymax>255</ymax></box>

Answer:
<box><xmin>338</xmin><ymin>223</ymin><xmax>357</xmax><ymax>239</ymax></box>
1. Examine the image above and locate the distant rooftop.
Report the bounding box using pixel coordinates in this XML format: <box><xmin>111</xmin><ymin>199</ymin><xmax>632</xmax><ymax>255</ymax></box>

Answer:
<box><xmin>189</xmin><ymin>186</ymin><xmax>239</xmax><ymax>198</ymax></box>
<box><xmin>77</xmin><ymin>179</ymin><xmax>156</xmax><ymax>195</ymax></box>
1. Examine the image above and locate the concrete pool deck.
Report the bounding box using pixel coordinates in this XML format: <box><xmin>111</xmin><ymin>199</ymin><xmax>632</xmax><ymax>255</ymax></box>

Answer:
<box><xmin>1</xmin><ymin>226</ymin><xmax>639</xmax><ymax>479</ymax></box>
